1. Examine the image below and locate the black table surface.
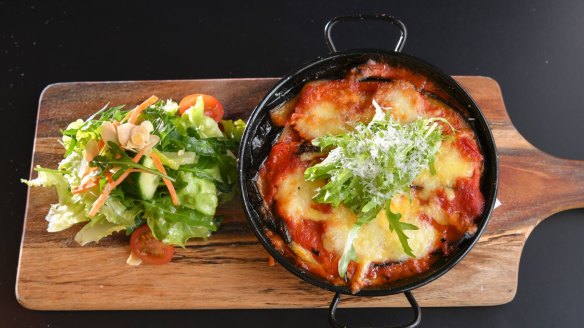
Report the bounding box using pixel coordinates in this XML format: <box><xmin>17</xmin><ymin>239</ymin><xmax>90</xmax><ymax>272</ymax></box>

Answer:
<box><xmin>2</xmin><ymin>1</ymin><xmax>584</xmax><ymax>327</ymax></box>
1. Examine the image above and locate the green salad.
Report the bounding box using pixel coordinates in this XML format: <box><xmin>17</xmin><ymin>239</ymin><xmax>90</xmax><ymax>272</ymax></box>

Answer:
<box><xmin>22</xmin><ymin>94</ymin><xmax>245</xmax><ymax>264</ymax></box>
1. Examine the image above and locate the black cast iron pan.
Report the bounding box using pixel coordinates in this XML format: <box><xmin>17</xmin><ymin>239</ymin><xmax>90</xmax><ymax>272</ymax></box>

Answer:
<box><xmin>238</xmin><ymin>14</ymin><xmax>498</xmax><ymax>328</ymax></box>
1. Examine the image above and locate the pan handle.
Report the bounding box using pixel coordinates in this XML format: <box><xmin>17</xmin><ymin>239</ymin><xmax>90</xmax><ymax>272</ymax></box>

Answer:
<box><xmin>324</xmin><ymin>14</ymin><xmax>407</xmax><ymax>53</ymax></box>
<box><xmin>328</xmin><ymin>291</ymin><xmax>421</xmax><ymax>328</ymax></box>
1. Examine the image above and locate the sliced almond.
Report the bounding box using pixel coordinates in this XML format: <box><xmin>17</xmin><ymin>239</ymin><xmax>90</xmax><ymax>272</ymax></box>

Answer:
<box><xmin>100</xmin><ymin>122</ymin><xmax>118</xmax><ymax>146</ymax></box>
<box><xmin>140</xmin><ymin>120</ymin><xmax>154</xmax><ymax>133</ymax></box>
<box><xmin>84</xmin><ymin>139</ymin><xmax>99</xmax><ymax>162</ymax></box>
<box><xmin>130</xmin><ymin>127</ymin><xmax>148</xmax><ymax>149</ymax></box>
<box><xmin>117</xmin><ymin>123</ymin><xmax>135</xmax><ymax>146</ymax></box>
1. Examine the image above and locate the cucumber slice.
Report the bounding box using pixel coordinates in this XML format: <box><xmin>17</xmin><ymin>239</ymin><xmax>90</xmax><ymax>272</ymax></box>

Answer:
<box><xmin>120</xmin><ymin>157</ymin><xmax>161</xmax><ymax>200</ymax></box>
<box><xmin>136</xmin><ymin>157</ymin><xmax>160</xmax><ymax>200</ymax></box>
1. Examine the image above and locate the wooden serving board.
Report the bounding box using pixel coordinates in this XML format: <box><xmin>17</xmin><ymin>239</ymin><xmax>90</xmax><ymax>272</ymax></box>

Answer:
<box><xmin>16</xmin><ymin>77</ymin><xmax>584</xmax><ymax>310</ymax></box>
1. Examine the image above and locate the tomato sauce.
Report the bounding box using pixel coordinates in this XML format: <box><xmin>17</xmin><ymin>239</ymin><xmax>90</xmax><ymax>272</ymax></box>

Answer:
<box><xmin>456</xmin><ymin>136</ymin><xmax>484</xmax><ymax>161</ymax></box>
<box><xmin>420</xmin><ymin>214</ymin><xmax>465</xmax><ymax>255</ymax></box>
<box><xmin>258</xmin><ymin>142</ymin><xmax>302</xmax><ymax>205</ymax></box>
<box><xmin>310</xmin><ymin>203</ymin><xmax>333</xmax><ymax>214</ymax></box>
<box><xmin>285</xmin><ymin>217</ymin><xmax>339</xmax><ymax>277</ymax></box>
<box><xmin>437</xmin><ymin>174</ymin><xmax>484</xmax><ymax>233</ymax></box>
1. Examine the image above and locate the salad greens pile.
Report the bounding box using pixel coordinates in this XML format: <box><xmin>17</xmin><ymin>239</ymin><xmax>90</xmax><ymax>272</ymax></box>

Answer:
<box><xmin>23</xmin><ymin>96</ymin><xmax>245</xmax><ymax>248</ymax></box>
<box><xmin>305</xmin><ymin>100</ymin><xmax>452</xmax><ymax>277</ymax></box>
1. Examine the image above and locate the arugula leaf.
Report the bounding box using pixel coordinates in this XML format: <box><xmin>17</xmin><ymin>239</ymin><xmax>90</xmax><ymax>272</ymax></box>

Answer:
<box><xmin>90</xmin><ymin>154</ymin><xmax>175</xmax><ymax>181</ymax></box>
<box><xmin>139</xmin><ymin>102</ymin><xmax>178</xmax><ymax>141</ymax></box>
<box><xmin>385</xmin><ymin>202</ymin><xmax>418</xmax><ymax>258</ymax></box>
<box><xmin>337</xmin><ymin>225</ymin><xmax>360</xmax><ymax>278</ymax></box>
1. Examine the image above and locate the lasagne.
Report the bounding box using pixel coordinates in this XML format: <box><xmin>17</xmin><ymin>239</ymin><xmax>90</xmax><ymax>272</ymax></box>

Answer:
<box><xmin>257</xmin><ymin>60</ymin><xmax>485</xmax><ymax>292</ymax></box>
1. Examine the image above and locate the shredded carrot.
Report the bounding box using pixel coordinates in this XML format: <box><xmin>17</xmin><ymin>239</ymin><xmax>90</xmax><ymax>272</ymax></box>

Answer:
<box><xmin>111</xmin><ymin>169</ymin><xmax>137</xmax><ymax>188</ymax></box>
<box><xmin>97</xmin><ymin>139</ymin><xmax>105</xmax><ymax>151</ymax></box>
<box><xmin>80</xmin><ymin>166</ymin><xmax>90</xmax><ymax>178</ymax></box>
<box><xmin>89</xmin><ymin>184</ymin><xmax>111</xmax><ymax>217</ymax></box>
<box><xmin>79</xmin><ymin>165</ymin><xmax>97</xmax><ymax>180</ymax></box>
<box><xmin>74</xmin><ymin>171</ymin><xmax>98</xmax><ymax>189</ymax></box>
<box><xmin>72</xmin><ymin>180</ymin><xmax>98</xmax><ymax>194</ymax></box>
<box><xmin>128</xmin><ymin>95</ymin><xmax>158</xmax><ymax>124</ymax></box>
<box><xmin>86</xmin><ymin>148</ymin><xmax>150</xmax><ymax>216</ymax></box>
<box><xmin>88</xmin><ymin>169</ymin><xmax>137</xmax><ymax>216</ymax></box>
<box><xmin>122</xmin><ymin>111</ymin><xmax>132</xmax><ymax>122</ymax></box>
<box><xmin>150</xmin><ymin>152</ymin><xmax>179</xmax><ymax>206</ymax></box>
<box><xmin>105</xmin><ymin>173</ymin><xmax>114</xmax><ymax>185</ymax></box>
<box><xmin>74</xmin><ymin>167</ymin><xmax>99</xmax><ymax>194</ymax></box>
<box><xmin>132</xmin><ymin>148</ymin><xmax>146</xmax><ymax>163</ymax></box>
<box><xmin>268</xmin><ymin>255</ymin><xmax>275</xmax><ymax>267</ymax></box>
<box><xmin>110</xmin><ymin>167</ymin><xmax>149</xmax><ymax>188</ymax></box>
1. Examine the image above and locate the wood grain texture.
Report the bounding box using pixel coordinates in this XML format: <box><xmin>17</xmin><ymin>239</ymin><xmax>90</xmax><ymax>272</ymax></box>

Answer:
<box><xmin>16</xmin><ymin>77</ymin><xmax>584</xmax><ymax>310</ymax></box>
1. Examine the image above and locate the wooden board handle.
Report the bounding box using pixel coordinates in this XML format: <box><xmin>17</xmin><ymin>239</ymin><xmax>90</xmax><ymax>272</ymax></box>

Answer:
<box><xmin>494</xmin><ymin>128</ymin><xmax>584</xmax><ymax>233</ymax></box>
<box><xmin>530</xmin><ymin>153</ymin><xmax>584</xmax><ymax>213</ymax></box>
<box><xmin>464</xmin><ymin>76</ymin><xmax>584</xmax><ymax>234</ymax></box>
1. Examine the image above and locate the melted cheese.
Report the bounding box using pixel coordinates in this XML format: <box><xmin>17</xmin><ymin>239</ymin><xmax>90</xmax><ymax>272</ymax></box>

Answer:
<box><xmin>291</xmin><ymin>80</ymin><xmax>428</xmax><ymax>139</ymax></box>
<box><xmin>408</xmin><ymin>139</ymin><xmax>475</xmax><ymax>225</ymax></box>
<box><xmin>275</xmin><ymin>167</ymin><xmax>355</xmax><ymax>222</ymax></box>
<box><xmin>374</xmin><ymin>81</ymin><xmax>426</xmax><ymax>123</ymax></box>
<box><xmin>414</xmin><ymin>139</ymin><xmax>474</xmax><ymax>199</ymax></box>
<box><xmin>292</xmin><ymin>101</ymin><xmax>351</xmax><ymax>140</ymax></box>
<box><xmin>290</xmin><ymin>81</ymin><xmax>370</xmax><ymax>139</ymax></box>
<box><xmin>322</xmin><ymin>195</ymin><xmax>438</xmax><ymax>263</ymax></box>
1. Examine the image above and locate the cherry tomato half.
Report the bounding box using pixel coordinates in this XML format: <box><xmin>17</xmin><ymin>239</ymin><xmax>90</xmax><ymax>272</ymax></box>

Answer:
<box><xmin>178</xmin><ymin>93</ymin><xmax>224</xmax><ymax>122</ymax></box>
<box><xmin>130</xmin><ymin>225</ymin><xmax>174</xmax><ymax>265</ymax></box>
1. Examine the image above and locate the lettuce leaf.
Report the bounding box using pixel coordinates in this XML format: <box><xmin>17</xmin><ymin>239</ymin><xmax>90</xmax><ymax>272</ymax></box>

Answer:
<box><xmin>155</xmin><ymin>150</ymin><xmax>197</xmax><ymax>170</ymax></box>
<box><xmin>180</xmin><ymin>97</ymin><xmax>223</xmax><ymax>138</ymax></box>
<box><xmin>221</xmin><ymin>119</ymin><xmax>246</xmax><ymax>141</ymax></box>
<box><xmin>61</xmin><ymin>119</ymin><xmax>84</xmax><ymax>155</ymax></box>
<box><xmin>143</xmin><ymin>198</ymin><xmax>220</xmax><ymax>246</ymax></box>
<box><xmin>176</xmin><ymin>171</ymin><xmax>218</xmax><ymax>216</ymax></box>
<box><xmin>74</xmin><ymin>219</ymin><xmax>126</xmax><ymax>246</ymax></box>
<box><xmin>22</xmin><ymin>167</ymin><xmax>70</xmax><ymax>202</ymax></box>
<box><xmin>161</xmin><ymin>99</ymin><xmax>179</xmax><ymax>115</ymax></box>
<box><xmin>98</xmin><ymin>196</ymin><xmax>140</xmax><ymax>226</ymax></box>
<box><xmin>22</xmin><ymin>167</ymin><xmax>89</xmax><ymax>232</ymax></box>
<box><xmin>45</xmin><ymin>201</ymin><xmax>87</xmax><ymax>232</ymax></box>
